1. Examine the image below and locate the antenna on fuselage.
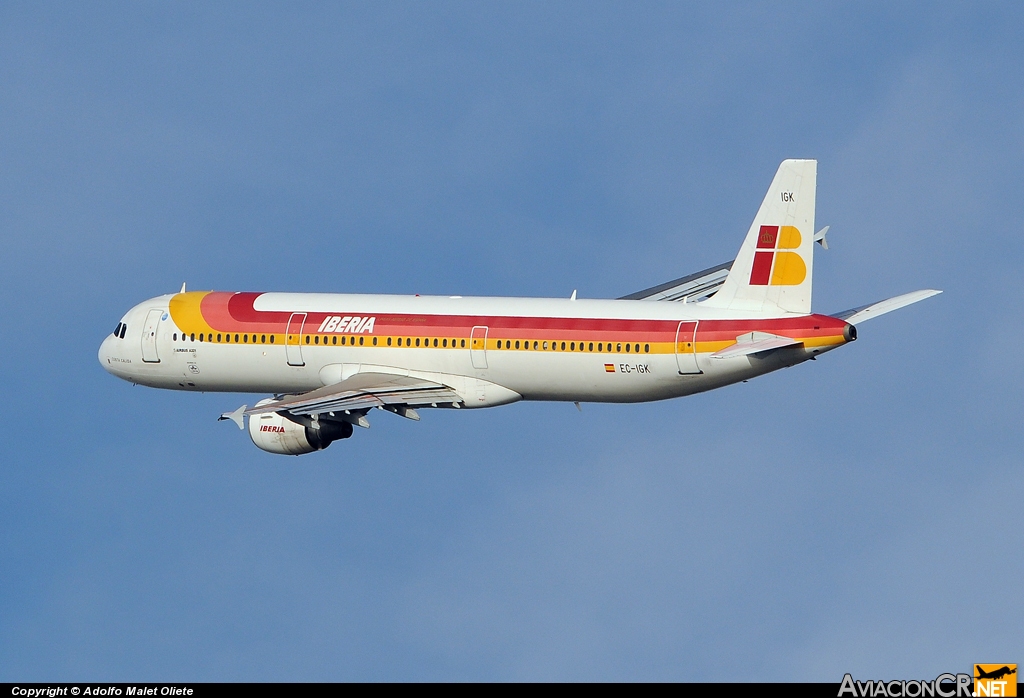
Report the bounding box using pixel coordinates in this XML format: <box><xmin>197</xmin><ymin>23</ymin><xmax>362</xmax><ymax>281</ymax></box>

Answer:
<box><xmin>180</xmin><ymin>282</ymin><xmax>186</xmax><ymax>293</ymax></box>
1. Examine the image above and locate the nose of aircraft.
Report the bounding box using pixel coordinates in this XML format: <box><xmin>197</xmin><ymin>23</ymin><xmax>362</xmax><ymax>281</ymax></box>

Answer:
<box><xmin>98</xmin><ymin>334</ymin><xmax>116</xmax><ymax>374</ymax></box>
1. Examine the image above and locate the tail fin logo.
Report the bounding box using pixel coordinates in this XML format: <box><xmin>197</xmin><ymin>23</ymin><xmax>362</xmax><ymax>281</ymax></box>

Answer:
<box><xmin>749</xmin><ymin>225</ymin><xmax>806</xmax><ymax>286</ymax></box>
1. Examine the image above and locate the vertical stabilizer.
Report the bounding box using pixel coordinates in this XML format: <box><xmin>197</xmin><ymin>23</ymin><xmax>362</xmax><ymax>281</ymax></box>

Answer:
<box><xmin>701</xmin><ymin>159</ymin><xmax>816</xmax><ymax>314</ymax></box>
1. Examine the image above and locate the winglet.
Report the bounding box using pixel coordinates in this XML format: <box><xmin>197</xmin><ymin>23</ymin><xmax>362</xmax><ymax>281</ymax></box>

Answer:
<box><xmin>814</xmin><ymin>226</ymin><xmax>829</xmax><ymax>250</ymax></box>
<box><xmin>218</xmin><ymin>404</ymin><xmax>247</xmax><ymax>430</ymax></box>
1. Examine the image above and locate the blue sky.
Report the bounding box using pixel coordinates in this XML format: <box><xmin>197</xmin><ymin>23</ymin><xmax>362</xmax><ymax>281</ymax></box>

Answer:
<box><xmin>1</xmin><ymin>2</ymin><xmax>1021</xmax><ymax>681</ymax></box>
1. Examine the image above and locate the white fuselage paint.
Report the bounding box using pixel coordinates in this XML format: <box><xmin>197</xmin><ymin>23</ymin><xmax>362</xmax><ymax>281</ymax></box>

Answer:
<box><xmin>99</xmin><ymin>292</ymin><xmax>848</xmax><ymax>407</ymax></box>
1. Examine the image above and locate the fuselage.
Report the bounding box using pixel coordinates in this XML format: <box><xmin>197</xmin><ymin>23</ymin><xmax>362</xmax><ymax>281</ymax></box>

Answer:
<box><xmin>98</xmin><ymin>290</ymin><xmax>853</xmax><ymax>406</ymax></box>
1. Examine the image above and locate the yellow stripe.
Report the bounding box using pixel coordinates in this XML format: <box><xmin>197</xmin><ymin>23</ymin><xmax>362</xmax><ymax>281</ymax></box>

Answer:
<box><xmin>168</xmin><ymin>292</ymin><xmax>214</xmax><ymax>335</ymax></box>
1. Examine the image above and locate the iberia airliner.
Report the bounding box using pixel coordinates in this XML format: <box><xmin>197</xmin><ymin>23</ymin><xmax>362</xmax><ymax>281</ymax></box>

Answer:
<box><xmin>99</xmin><ymin>160</ymin><xmax>939</xmax><ymax>455</ymax></box>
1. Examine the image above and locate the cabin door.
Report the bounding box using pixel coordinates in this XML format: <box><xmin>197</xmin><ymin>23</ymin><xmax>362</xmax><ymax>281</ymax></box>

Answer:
<box><xmin>470</xmin><ymin>326</ymin><xmax>489</xmax><ymax>369</ymax></box>
<box><xmin>675</xmin><ymin>320</ymin><xmax>701</xmax><ymax>374</ymax></box>
<box><xmin>141</xmin><ymin>309</ymin><xmax>163</xmax><ymax>363</ymax></box>
<box><xmin>286</xmin><ymin>312</ymin><xmax>307</xmax><ymax>366</ymax></box>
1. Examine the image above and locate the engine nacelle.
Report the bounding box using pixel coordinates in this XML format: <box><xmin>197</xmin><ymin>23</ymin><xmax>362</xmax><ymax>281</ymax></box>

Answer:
<box><xmin>248</xmin><ymin>405</ymin><xmax>354</xmax><ymax>456</ymax></box>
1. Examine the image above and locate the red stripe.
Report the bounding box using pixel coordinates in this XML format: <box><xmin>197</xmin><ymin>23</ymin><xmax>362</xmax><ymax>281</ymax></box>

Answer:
<box><xmin>194</xmin><ymin>293</ymin><xmax>848</xmax><ymax>341</ymax></box>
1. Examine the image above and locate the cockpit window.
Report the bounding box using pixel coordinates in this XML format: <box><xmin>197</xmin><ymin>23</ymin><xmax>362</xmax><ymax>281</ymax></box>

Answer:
<box><xmin>119</xmin><ymin>323</ymin><xmax>127</xmax><ymax>339</ymax></box>
<box><xmin>114</xmin><ymin>322</ymin><xmax>122</xmax><ymax>337</ymax></box>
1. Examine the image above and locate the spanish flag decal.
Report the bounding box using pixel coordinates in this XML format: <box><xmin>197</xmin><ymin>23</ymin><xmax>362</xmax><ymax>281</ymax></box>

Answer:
<box><xmin>604</xmin><ymin>364</ymin><xmax>615</xmax><ymax>373</ymax></box>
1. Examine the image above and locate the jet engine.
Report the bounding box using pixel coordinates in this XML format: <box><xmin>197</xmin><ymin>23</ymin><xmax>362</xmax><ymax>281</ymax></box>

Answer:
<box><xmin>248</xmin><ymin>405</ymin><xmax>353</xmax><ymax>456</ymax></box>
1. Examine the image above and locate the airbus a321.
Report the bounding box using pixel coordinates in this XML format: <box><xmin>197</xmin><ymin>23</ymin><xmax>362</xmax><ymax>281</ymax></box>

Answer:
<box><xmin>99</xmin><ymin>160</ymin><xmax>939</xmax><ymax>455</ymax></box>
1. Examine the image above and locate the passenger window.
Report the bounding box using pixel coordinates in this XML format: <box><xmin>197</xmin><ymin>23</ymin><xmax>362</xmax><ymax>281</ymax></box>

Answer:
<box><xmin>270</xmin><ymin>335</ymin><xmax>275</xmax><ymax>344</ymax></box>
<box><xmin>372</xmin><ymin>337</ymin><xmax>377</xmax><ymax>346</ymax></box>
<box><xmin>234</xmin><ymin>334</ymin><xmax>239</xmax><ymax>343</ymax></box>
<box><xmin>598</xmin><ymin>343</ymin><xmax>603</xmax><ymax>352</ymax></box>
<box><xmin>443</xmin><ymin>338</ymin><xmax>448</xmax><ymax>347</ymax></box>
<box><xmin>635</xmin><ymin>344</ymin><xmax>640</xmax><ymax>353</ymax></box>
<box><xmin>415</xmin><ymin>338</ymin><xmax>421</xmax><ymax>347</ymax></box>
<box><xmin>625</xmin><ymin>343</ymin><xmax>629</xmax><ymax>352</ymax></box>
<box><xmin>315</xmin><ymin>336</ymin><xmax>320</xmax><ymax>344</ymax></box>
<box><xmin>243</xmin><ymin>334</ymin><xmax>248</xmax><ymax>343</ymax></box>
<box><xmin>644</xmin><ymin>344</ymin><xmax>650</xmax><ymax>353</ymax></box>
<box><xmin>190</xmin><ymin>333</ymin><xmax>195</xmax><ymax>342</ymax></box>
<box><xmin>561</xmin><ymin>342</ymin><xmax>566</xmax><ymax>350</ymax></box>
<box><xmin>261</xmin><ymin>335</ymin><xmax>266</xmax><ymax>343</ymax></box>
<box><xmin>331</xmin><ymin>336</ymin><xmax>336</xmax><ymax>345</ymax></box>
<box><xmin>570</xmin><ymin>342</ymin><xmax>575</xmax><ymax>351</ymax></box>
<box><xmin>461</xmin><ymin>339</ymin><xmax>466</xmax><ymax>348</ymax></box>
<box><xmin>616</xmin><ymin>343</ymin><xmax>621</xmax><ymax>352</ymax></box>
<box><xmin>173</xmin><ymin>333</ymin><xmax>177</xmax><ymax>341</ymax></box>
<box><xmin>304</xmin><ymin>335</ymin><xmax>309</xmax><ymax>344</ymax></box>
<box><xmin>542</xmin><ymin>341</ymin><xmax>548</xmax><ymax>350</ymax></box>
<box><xmin>360</xmin><ymin>336</ymin><xmax>365</xmax><ymax>346</ymax></box>
<box><xmin>387</xmin><ymin>337</ymin><xmax>392</xmax><ymax>346</ymax></box>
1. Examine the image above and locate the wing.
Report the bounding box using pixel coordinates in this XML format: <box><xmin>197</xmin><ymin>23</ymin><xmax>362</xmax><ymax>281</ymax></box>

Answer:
<box><xmin>618</xmin><ymin>261</ymin><xmax>732</xmax><ymax>302</ymax></box>
<box><xmin>834</xmin><ymin>289</ymin><xmax>941</xmax><ymax>324</ymax></box>
<box><xmin>245</xmin><ymin>371</ymin><xmax>463</xmax><ymax>420</ymax></box>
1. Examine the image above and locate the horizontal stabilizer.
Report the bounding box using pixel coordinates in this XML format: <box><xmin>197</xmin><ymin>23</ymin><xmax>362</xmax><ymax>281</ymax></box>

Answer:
<box><xmin>834</xmin><ymin>289</ymin><xmax>941</xmax><ymax>325</ymax></box>
<box><xmin>710</xmin><ymin>332</ymin><xmax>802</xmax><ymax>359</ymax></box>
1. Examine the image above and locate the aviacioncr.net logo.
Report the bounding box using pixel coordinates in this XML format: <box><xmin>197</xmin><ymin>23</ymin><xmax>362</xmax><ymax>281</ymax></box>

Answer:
<box><xmin>838</xmin><ymin>673</ymin><xmax>973</xmax><ymax>698</ymax></box>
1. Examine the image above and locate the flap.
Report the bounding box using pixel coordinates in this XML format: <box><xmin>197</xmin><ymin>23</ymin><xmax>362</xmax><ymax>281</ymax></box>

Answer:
<box><xmin>245</xmin><ymin>371</ymin><xmax>462</xmax><ymax>418</ymax></box>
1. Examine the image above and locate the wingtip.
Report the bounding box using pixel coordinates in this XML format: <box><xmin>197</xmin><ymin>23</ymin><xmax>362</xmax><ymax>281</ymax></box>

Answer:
<box><xmin>218</xmin><ymin>405</ymin><xmax>247</xmax><ymax>430</ymax></box>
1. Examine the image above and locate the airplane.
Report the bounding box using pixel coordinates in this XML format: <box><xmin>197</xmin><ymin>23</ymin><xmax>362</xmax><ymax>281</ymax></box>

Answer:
<box><xmin>976</xmin><ymin>666</ymin><xmax>1016</xmax><ymax>681</ymax></box>
<box><xmin>98</xmin><ymin>159</ymin><xmax>940</xmax><ymax>455</ymax></box>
